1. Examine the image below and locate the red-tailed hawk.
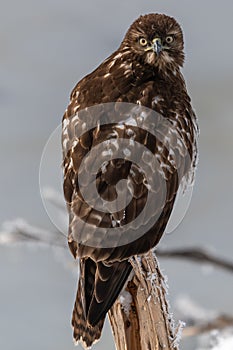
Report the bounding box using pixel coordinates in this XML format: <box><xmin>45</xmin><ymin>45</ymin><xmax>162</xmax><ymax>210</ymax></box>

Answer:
<box><xmin>62</xmin><ymin>13</ymin><xmax>198</xmax><ymax>348</ymax></box>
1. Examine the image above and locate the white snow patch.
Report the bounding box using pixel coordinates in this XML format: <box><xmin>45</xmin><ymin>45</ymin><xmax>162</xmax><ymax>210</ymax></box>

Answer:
<box><xmin>211</xmin><ymin>336</ymin><xmax>233</xmax><ymax>350</ymax></box>
<box><xmin>119</xmin><ymin>290</ymin><xmax>132</xmax><ymax>317</ymax></box>
<box><xmin>197</xmin><ymin>329</ymin><xmax>233</xmax><ymax>350</ymax></box>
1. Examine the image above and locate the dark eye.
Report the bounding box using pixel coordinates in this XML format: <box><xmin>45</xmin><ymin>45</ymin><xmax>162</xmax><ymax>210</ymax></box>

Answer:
<box><xmin>165</xmin><ymin>36</ymin><xmax>174</xmax><ymax>44</ymax></box>
<box><xmin>139</xmin><ymin>38</ymin><xmax>148</xmax><ymax>46</ymax></box>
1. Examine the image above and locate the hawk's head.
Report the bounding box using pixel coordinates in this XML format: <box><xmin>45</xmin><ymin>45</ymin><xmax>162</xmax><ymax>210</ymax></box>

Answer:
<box><xmin>121</xmin><ymin>13</ymin><xmax>185</xmax><ymax>69</ymax></box>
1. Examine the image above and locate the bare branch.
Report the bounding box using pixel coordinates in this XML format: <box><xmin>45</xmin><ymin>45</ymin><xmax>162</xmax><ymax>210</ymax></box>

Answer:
<box><xmin>0</xmin><ymin>219</ymin><xmax>66</xmax><ymax>248</ymax></box>
<box><xmin>175</xmin><ymin>296</ymin><xmax>233</xmax><ymax>339</ymax></box>
<box><xmin>1</xmin><ymin>220</ymin><xmax>233</xmax><ymax>274</ymax></box>
<box><xmin>157</xmin><ymin>248</ymin><xmax>233</xmax><ymax>273</ymax></box>
<box><xmin>183</xmin><ymin>315</ymin><xmax>233</xmax><ymax>338</ymax></box>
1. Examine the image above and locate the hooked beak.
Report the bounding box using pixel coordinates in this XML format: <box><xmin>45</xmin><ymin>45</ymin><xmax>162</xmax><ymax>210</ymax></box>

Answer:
<box><xmin>152</xmin><ymin>38</ymin><xmax>162</xmax><ymax>55</ymax></box>
<box><xmin>145</xmin><ymin>38</ymin><xmax>162</xmax><ymax>55</ymax></box>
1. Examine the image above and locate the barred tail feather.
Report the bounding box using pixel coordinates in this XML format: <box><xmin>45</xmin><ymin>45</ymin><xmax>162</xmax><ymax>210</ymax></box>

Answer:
<box><xmin>72</xmin><ymin>280</ymin><xmax>104</xmax><ymax>349</ymax></box>
<box><xmin>71</xmin><ymin>258</ymin><xmax>132</xmax><ymax>348</ymax></box>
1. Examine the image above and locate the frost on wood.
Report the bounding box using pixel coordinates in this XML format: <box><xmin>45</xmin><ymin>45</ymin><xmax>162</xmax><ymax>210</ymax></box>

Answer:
<box><xmin>108</xmin><ymin>250</ymin><xmax>181</xmax><ymax>350</ymax></box>
<box><xmin>119</xmin><ymin>290</ymin><xmax>133</xmax><ymax>317</ymax></box>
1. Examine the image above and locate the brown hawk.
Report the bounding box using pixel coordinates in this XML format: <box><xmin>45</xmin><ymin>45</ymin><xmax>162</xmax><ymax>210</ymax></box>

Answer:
<box><xmin>62</xmin><ymin>13</ymin><xmax>198</xmax><ymax>348</ymax></box>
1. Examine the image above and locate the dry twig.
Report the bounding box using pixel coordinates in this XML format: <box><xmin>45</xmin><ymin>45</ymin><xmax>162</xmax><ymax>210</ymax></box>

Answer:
<box><xmin>157</xmin><ymin>248</ymin><xmax>233</xmax><ymax>273</ymax></box>
<box><xmin>183</xmin><ymin>314</ymin><xmax>233</xmax><ymax>338</ymax></box>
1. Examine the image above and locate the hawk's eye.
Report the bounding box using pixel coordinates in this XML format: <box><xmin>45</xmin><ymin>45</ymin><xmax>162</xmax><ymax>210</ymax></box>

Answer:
<box><xmin>165</xmin><ymin>36</ymin><xmax>174</xmax><ymax>44</ymax></box>
<box><xmin>139</xmin><ymin>38</ymin><xmax>148</xmax><ymax>47</ymax></box>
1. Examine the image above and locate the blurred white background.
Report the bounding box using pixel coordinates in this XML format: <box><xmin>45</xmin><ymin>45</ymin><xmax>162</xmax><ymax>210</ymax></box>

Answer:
<box><xmin>0</xmin><ymin>0</ymin><xmax>233</xmax><ymax>349</ymax></box>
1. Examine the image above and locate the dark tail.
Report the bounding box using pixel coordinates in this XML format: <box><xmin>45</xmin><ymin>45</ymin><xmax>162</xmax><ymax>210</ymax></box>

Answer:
<box><xmin>72</xmin><ymin>257</ymin><xmax>132</xmax><ymax>348</ymax></box>
<box><xmin>72</xmin><ymin>278</ymin><xmax>104</xmax><ymax>348</ymax></box>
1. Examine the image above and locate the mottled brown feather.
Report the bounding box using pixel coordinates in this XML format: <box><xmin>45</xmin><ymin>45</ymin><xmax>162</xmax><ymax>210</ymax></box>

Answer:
<box><xmin>62</xmin><ymin>13</ymin><xmax>198</xmax><ymax>348</ymax></box>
